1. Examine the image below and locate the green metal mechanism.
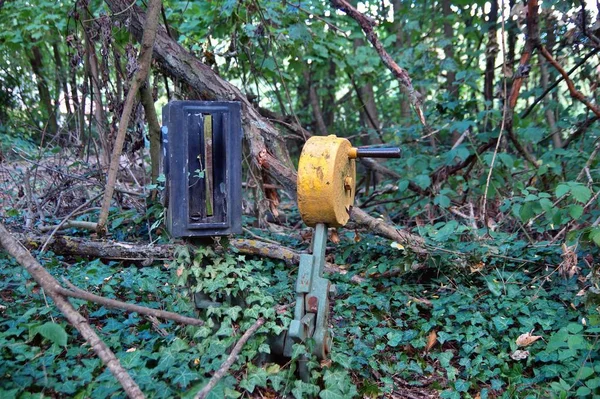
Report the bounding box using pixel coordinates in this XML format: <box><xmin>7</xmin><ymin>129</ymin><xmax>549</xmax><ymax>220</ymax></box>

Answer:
<box><xmin>285</xmin><ymin>223</ymin><xmax>334</xmax><ymax>360</ymax></box>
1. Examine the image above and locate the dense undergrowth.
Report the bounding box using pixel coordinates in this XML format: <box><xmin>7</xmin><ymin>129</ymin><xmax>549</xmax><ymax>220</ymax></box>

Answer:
<box><xmin>1</xmin><ymin>212</ymin><xmax>600</xmax><ymax>398</ymax></box>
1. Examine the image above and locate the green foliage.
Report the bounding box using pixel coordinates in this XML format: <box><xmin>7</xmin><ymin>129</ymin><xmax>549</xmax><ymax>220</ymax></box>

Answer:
<box><xmin>3</xmin><ymin>0</ymin><xmax>600</xmax><ymax>397</ymax></box>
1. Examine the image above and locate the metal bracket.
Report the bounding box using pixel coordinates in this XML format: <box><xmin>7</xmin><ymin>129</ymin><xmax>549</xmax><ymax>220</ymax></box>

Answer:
<box><xmin>285</xmin><ymin>223</ymin><xmax>333</xmax><ymax>360</ymax></box>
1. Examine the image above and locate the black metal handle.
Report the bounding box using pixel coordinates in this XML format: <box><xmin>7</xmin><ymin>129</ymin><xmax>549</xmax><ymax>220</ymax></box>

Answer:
<box><xmin>355</xmin><ymin>147</ymin><xmax>401</xmax><ymax>158</ymax></box>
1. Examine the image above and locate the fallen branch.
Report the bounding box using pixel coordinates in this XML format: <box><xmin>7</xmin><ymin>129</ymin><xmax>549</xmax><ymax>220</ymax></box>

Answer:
<box><xmin>0</xmin><ymin>223</ymin><xmax>145</xmax><ymax>399</ymax></box>
<box><xmin>194</xmin><ymin>317</ymin><xmax>265</xmax><ymax>399</ymax></box>
<box><xmin>38</xmin><ymin>221</ymin><xmax>99</xmax><ymax>232</ymax></box>
<box><xmin>229</xmin><ymin>238</ymin><xmax>366</xmax><ymax>283</ymax></box>
<box><xmin>15</xmin><ymin>232</ymin><xmax>172</xmax><ymax>261</ymax></box>
<box><xmin>58</xmin><ymin>278</ymin><xmax>204</xmax><ymax>326</ymax></box>
<box><xmin>14</xmin><ymin>233</ymin><xmax>366</xmax><ymax>283</ymax></box>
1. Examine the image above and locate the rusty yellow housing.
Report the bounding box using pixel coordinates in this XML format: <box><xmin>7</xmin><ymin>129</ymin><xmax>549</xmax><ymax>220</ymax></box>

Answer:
<box><xmin>297</xmin><ymin>135</ymin><xmax>356</xmax><ymax>227</ymax></box>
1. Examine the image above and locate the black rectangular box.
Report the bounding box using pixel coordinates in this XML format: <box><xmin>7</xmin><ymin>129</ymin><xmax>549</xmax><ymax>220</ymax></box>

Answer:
<box><xmin>161</xmin><ymin>101</ymin><xmax>242</xmax><ymax>237</ymax></box>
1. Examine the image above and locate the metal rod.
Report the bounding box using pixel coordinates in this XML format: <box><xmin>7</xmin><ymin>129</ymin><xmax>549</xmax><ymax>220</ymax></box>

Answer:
<box><xmin>354</xmin><ymin>147</ymin><xmax>401</xmax><ymax>158</ymax></box>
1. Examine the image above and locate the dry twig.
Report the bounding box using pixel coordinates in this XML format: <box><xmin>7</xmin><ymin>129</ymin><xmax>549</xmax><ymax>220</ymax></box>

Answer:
<box><xmin>60</xmin><ymin>278</ymin><xmax>204</xmax><ymax>326</ymax></box>
<box><xmin>194</xmin><ymin>318</ymin><xmax>265</xmax><ymax>399</ymax></box>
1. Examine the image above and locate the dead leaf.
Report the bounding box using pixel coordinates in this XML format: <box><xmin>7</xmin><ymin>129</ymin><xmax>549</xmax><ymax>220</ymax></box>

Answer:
<box><xmin>510</xmin><ymin>349</ymin><xmax>529</xmax><ymax>360</ymax></box>
<box><xmin>516</xmin><ymin>330</ymin><xmax>542</xmax><ymax>347</ymax></box>
<box><xmin>391</xmin><ymin>242</ymin><xmax>405</xmax><ymax>251</ymax></box>
<box><xmin>330</xmin><ymin>229</ymin><xmax>340</xmax><ymax>244</ymax></box>
<box><xmin>559</xmin><ymin>243</ymin><xmax>579</xmax><ymax>279</ymax></box>
<box><xmin>176</xmin><ymin>266</ymin><xmax>184</xmax><ymax>277</ymax></box>
<box><xmin>426</xmin><ymin>330</ymin><xmax>437</xmax><ymax>352</ymax></box>
<box><xmin>353</xmin><ymin>229</ymin><xmax>361</xmax><ymax>243</ymax></box>
<box><xmin>469</xmin><ymin>261</ymin><xmax>485</xmax><ymax>274</ymax></box>
<box><xmin>126</xmin><ymin>347</ymin><xmax>136</xmax><ymax>353</ymax></box>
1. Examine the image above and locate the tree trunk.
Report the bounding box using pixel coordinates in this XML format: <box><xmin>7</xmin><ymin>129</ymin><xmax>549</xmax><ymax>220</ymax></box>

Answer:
<box><xmin>303</xmin><ymin>68</ymin><xmax>328</xmax><ymax>136</ymax></box>
<box><xmin>353</xmin><ymin>37</ymin><xmax>382</xmax><ymax>144</ymax></box>
<box><xmin>83</xmin><ymin>29</ymin><xmax>110</xmax><ymax>166</ymax></box>
<box><xmin>96</xmin><ymin>0</ymin><xmax>162</xmax><ymax>234</ymax></box>
<box><xmin>322</xmin><ymin>60</ymin><xmax>337</xmax><ymax>129</ymax></box>
<box><xmin>139</xmin><ymin>78</ymin><xmax>161</xmax><ymax>184</ymax></box>
<box><xmin>442</xmin><ymin>0</ymin><xmax>459</xmax><ymax>144</ymax></box>
<box><xmin>392</xmin><ymin>0</ymin><xmax>414</xmax><ymax>121</ymax></box>
<box><xmin>53</xmin><ymin>42</ymin><xmax>73</xmax><ymax>118</ymax></box>
<box><xmin>28</xmin><ymin>44</ymin><xmax>59</xmax><ymax>137</ymax></box>
<box><xmin>483</xmin><ymin>0</ymin><xmax>499</xmax><ymax>132</ymax></box>
<box><xmin>540</xmin><ymin>14</ymin><xmax>562</xmax><ymax>148</ymax></box>
<box><xmin>539</xmin><ymin>56</ymin><xmax>561</xmax><ymax>148</ymax></box>
<box><xmin>442</xmin><ymin>0</ymin><xmax>457</xmax><ymax>101</ymax></box>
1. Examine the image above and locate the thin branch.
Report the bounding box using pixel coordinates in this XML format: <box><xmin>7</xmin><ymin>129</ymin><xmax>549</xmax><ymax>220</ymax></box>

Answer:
<box><xmin>330</xmin><ymin>0</ymin><xmax>428</xmax><ymax>128</ymax></box>
<box><xmin>521</xmin><ymin>48</ymin><xmax>599</xmax><ymax>119</ymax></box>
<box><xmin>483</xmin><ymin>0</ymin><xmax>509</xmax><ymax>226</ymax></box>
<box><xmin>194</xmin><ymin>318</ymin><xmax>265</xmax><ymax>399</ymax></box>
<box><xmin>539</xmin><ymin>46</ymin><xmax>600</xmax><ymax>118</ymax></box>
<box><xmin>40</xmin><ymin>193</ymin><xmax>102</xmax><ymax>254</ymax></box>
<box><xmin>58</xmin><ymin>278</ymin><xmax>204</xmax><ymax>326</ymax></box>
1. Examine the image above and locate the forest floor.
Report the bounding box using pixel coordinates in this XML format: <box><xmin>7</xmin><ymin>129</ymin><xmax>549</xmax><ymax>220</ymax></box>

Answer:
<box><xmin>1</xmin><ymin>152</ymin><xmax>600</xmax><ymax>398</ymax></box>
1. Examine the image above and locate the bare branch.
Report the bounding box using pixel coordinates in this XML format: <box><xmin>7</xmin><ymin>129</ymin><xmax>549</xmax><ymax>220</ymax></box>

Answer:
<box><xmin>539</xmin><ymin>46</ymin><xmax>600</xmax><ymax>118</ymax></box>
<box><xmin>58</xmin><ymin>279</ymin><xmax>204</xmax><ymax>326</ymax></box>
<box><xmin>194</xmin><ymin>318</ymin><xmax>265</xmax><ymax>399</ymax></box>
<box><xmin>330</xmin><ymin>0</ymin><xmax>428</xmax><ymax>127</ymax></box>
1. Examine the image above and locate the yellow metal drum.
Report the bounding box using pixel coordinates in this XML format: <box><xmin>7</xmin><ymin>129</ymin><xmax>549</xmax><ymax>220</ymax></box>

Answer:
<box><xmin>297</xmin><ymin>135</ymin><xmax>356</xmax><ymax>227</ymax></box>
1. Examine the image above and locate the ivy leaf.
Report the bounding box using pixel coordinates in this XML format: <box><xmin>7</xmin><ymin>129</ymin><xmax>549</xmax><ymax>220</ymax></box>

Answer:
<box><xmin>239</xmin><ymin>366</ymin><xmax>268</xmax><ymax>393</ymax></box>
<box><xmin>157</xmin><ymin>348</ymin><xmax>176</xmax><ymax>370</ymax></box>
<box><xmin>319</xmin><ymin>389</ymin><xmax>345</xmax><ymax>399</ymax></box>
<box><xmin>454</xmin><ymin>379</ymin><xmax>469</xmax><ymax>392</ymax></box>
<box><xmin>171</xmin><ymin>337</ymin><xmax>191</xmax><ymax>352</ymax></box>
<box><xmin>570</xmin><ymin>184</ymin><xmax>591</xmax><ymax>203</ymax></box>
<box><xmin>485</xmin><ymin>278</ymin><xmax>502</xmax><ymax>297</ymax></box>
<box><xmin>31</xmin><ymin>322</ymin><xmax>67</xmax><ymax>347</ymax></box>
<box><xmin>413</xmin><ymin>174</ymin><xmax>431</xmax><ymax>190</ymax></box>
<box><xmin>172</xmin><ymin>366</ymin><xmax>197</xmax><ymax>388</ymax></box>
<box><xmin>292</xmin><ymin>380</ymin><xmax>320</xmax><ymax>399</ymax></box>
<box><xmin>121</xmin><ymin>350</ymin><xmax>143</xmax><ymax>368</ymax></box>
